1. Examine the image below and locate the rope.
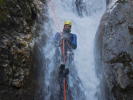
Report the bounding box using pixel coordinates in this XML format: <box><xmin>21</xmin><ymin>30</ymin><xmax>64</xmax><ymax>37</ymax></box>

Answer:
<box><xmin>61</xmin><ymin>38</ymin><xmax>68</xmax><ymax>100</ymax></box>
<box><xmin>62</xmin><ymin>39</ymin><xmax>66</xmax><ymax>63</ymax></box>
<box><xmin>61</xmin><ymin>33</ymin><xmax>68</xmax><ymax>64</ymax></box>
<box><xmin>64</xmin><ymin>79</ymin><xmax>67</xmax><ymax>100</ymax></box>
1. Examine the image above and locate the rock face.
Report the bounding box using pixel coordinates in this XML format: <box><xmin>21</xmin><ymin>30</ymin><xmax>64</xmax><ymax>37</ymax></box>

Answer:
<box><xmin>0</xmin><ymin>0</ymin><xmax>45</xmax><ymax>100</ymax></box>
<box><xmin>95</xmin><ymin>0</ymin><xmax>133</xmax><ymax>100</ymax></box>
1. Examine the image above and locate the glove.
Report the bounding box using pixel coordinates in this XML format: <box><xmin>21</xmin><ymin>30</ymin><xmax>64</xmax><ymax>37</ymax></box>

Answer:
<box><xmin>61</xmin><ymin>33</ymin><xmax>70</xmax><ymax>40</ymax></box>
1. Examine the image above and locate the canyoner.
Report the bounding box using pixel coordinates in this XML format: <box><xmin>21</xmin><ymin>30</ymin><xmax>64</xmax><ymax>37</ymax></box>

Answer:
<box><xmin>54</xmin><ymin>20</ymin><xmax>77</xmax><ymax>100</ymax></box>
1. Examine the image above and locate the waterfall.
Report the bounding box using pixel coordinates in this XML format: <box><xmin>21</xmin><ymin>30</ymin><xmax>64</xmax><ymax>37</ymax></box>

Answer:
<box><xmin>42</xmin><ymin>0</ymin><xmax>106</xmax><ymax>100</ymax></box>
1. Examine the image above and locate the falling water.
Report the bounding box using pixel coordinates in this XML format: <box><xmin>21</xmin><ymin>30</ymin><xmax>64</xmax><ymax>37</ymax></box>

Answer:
<box><xmin>42</xmin><ymin>0</ymin><xmax>106</xmax><ymax>100</ymax></box>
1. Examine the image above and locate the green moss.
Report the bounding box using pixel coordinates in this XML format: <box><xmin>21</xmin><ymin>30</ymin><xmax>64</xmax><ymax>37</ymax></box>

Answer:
<box><xmin>0</xmin><ymin>10</ymin><xmax>8</xmax><ymax>23</ymax></box>
<box><xmin>0</xmin><ymin>0</ymin><xmax>5</xmax><ymax>5</ymax></box>
<box><xmin>0</xmin><ymin>0</ymin><xmax>8</xmax><ymax>23</ymax></box>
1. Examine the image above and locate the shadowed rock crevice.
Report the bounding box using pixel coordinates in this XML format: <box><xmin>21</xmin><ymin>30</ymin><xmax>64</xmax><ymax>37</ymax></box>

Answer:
<box><xmin>128</xmin><ymin>26</ymin><xmax>133</xmax><ymax>35</ymax></box>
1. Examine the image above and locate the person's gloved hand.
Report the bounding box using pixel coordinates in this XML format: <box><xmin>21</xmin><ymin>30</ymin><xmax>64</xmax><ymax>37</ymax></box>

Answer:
<box><xmin>61</xmin><ymin>33</ymin><xmax>70</xmax><ymax>40</ymax></box>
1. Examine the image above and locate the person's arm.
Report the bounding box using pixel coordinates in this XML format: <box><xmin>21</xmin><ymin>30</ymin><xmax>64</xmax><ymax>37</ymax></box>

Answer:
<box><xmin>69</xmin><ymin>34</ymin><xmax>77</xmax><ymax>49</ymax></box>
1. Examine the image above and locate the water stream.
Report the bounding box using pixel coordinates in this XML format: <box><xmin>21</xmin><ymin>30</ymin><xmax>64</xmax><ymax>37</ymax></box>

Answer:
<box><xmin>42</xmin><ymin>0</ymin><xmax>106</xmax><ymax>99</ymax></box>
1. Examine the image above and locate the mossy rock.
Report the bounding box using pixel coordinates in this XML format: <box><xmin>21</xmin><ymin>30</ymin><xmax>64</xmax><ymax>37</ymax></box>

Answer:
<box><xmin>0</xmin><ymin>0</ymin><xmax>5</xmax><ymax>5</ymax></box>
<box><xmin>0</xmin><ymin>9</ymin><xmax>9</xmax><ymax>23</ymax></box>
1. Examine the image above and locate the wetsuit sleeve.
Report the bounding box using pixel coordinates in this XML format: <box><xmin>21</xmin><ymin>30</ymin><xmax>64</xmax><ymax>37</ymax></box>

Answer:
<box><xmin>70</xmin><ymin>34</ymin><xmax>77</xmax><ymax>49</ymax></box>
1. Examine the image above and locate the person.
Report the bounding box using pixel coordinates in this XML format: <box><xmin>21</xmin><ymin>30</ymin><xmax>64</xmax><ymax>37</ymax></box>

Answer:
<box><xmin>54</xmin><ymin>21</ymin><xmax>77</xmax><ymax>99</ymax></box>
<box><xmin>54</xmin><ymin>20</ymin><xmax>77</xmax><ymax>65</ymax></box>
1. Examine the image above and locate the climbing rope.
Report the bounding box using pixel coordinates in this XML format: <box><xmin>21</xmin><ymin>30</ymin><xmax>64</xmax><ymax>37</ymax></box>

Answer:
<box><xmin>64</xmin><ymin>79</ymin><xmax>67</xmax><ymax>100</ymax></box>
<box><xmin>61</xmin><ymin>38</ymin><xmax>68</xmax><ymax>100</ymax></box>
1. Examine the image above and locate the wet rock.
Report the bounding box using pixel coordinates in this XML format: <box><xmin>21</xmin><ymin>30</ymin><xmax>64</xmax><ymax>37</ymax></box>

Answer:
<box><xmin>96</xmin><ymin>0</ymin><xmax>133</xmax><ymax>99</ymax></box>
<box><xmin>0</xmin><ymin>0</ymin><xmax>46</xmax><ymax>100</ymax></box>
<box><xmin>117</xmin><ymin>67</ymin><xmax>130</xmax><ymax>89</ymax></box>
<box><xmin>12</xmin><ymin>79</ymin><xmax>23</xmax><ymax>88</ymax></box>
<box><xmin>106</xmin><ymin>0</ymin><xmax>112</xmax><ymax>5</ymax></box>
<box><xmin>75</xmin><ymin>0</ymin><xmax>87</xmax><ymax>16</ymax></box>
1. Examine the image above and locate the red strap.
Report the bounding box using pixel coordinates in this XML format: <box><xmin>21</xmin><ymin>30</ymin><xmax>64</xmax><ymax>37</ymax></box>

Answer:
<box><xmin>61</xmin><ymin>39</ymin><xmax>65</xmax><ymax>63</ymax></box>
<box><xmin>61</xmin><ymin>33</ymin><xmax>67</xmax><ymax>64</ymax></box>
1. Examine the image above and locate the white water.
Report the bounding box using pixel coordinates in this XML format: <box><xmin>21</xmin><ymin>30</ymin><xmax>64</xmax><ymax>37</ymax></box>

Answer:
<box><xmin>43</xmin><ymin>0</ymin><xmax>106</xmax><ymax>99</ymax></box>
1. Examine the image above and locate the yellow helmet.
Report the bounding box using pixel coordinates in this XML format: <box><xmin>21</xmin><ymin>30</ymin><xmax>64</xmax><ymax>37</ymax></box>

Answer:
<box><xmin>64</xmin><ymin>21</ymin><xmax>72</xmax><ymax>26</ymax></box>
